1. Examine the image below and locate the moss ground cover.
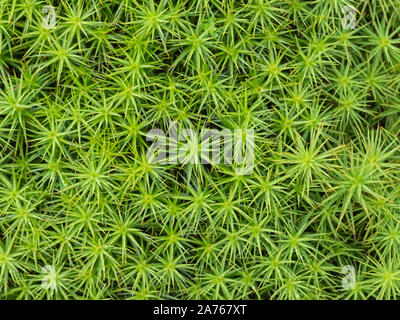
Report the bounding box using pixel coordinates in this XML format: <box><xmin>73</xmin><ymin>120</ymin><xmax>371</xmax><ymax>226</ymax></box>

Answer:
<box><xmin>0</xmin><ymin>0</ymin><xmax>400</xmax><ymax>299</ymax></box>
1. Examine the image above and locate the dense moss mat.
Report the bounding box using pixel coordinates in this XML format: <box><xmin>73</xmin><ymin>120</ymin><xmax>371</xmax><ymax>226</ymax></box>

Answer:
<box><xmin>0</xmin><ymin>0</ymin><xmax>400</xmax><ymax>299</ymax></box>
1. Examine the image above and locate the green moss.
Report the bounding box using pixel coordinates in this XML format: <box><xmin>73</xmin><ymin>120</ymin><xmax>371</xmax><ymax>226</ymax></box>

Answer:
<box><xmin>0</xmin><ymin>0</ymin><xmax>399</xmax><ymax>300</ymax></box>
